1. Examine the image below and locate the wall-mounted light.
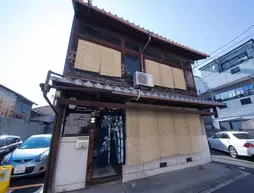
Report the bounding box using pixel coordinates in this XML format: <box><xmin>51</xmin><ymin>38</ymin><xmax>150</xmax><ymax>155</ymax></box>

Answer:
<box><xmin>91</xmin><ymin>111</ymin><xmax>96</xmax><ymax>123</ymax></box>
<box><xmin>91</xmin><ymin>117</ymin><xmax>95</xmax><ymax>123</ymax></box>
<box><xmin>68</xmin><ymin>98</ymin><xmax>76</xmax><ymax>109</ymax></box>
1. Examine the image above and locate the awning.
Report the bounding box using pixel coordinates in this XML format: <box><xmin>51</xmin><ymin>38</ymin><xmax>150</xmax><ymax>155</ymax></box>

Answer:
<box><xmin>50</xmin><ymin>75</ymin><xmax>225</xmax><ymax>109</ymax></box>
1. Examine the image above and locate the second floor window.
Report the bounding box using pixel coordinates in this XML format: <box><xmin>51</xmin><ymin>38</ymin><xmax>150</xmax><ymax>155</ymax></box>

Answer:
<box><xmin>221</xmin><ymin>52</ymin><xmax>248</xmax><ymax>71</ymax></box>
<box><xmin>123</xmin><ymin>54</ymin><xmax>141</xmax><ymax>80</ymax></box>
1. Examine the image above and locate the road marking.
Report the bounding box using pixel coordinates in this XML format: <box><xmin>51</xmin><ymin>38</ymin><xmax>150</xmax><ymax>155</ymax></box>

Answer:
<box><xmin>200</xmin><ymin>169</ymin><xmax>250</xmax><ymax>193</ymax></box>
<box><xmin>9</xmin><ymin>183</ymin><xmax>44</xmax><ymax>191</ymax></box>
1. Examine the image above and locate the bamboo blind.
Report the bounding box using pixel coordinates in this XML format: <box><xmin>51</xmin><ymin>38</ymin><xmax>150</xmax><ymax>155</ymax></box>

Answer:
<box><xmin>145</xmin><ymin>60</ymin><xmax>160</xmax><ymax>86</ymax></box>
<box><xmin>74</xmin><ymin>39</ymin><xmax>121</xmax><ymax>77</ymax></box>
<box><xmin>172</xmin><ymin>68</ymin><xmax>187</xmax><ymax>90</ymax></box>
<box><xmin>145</xmin><ymin>59</ymin><xmax>174</xmax><ymax>88</ymax></box>
<box><xmin>159</xmin><ymin>64</ymin><xmax>174</xmax><ymax>88</ymax></box>
<box><xmin>125</xmin><ymin>104</ymin><xmax>205</xmax><ymax>165</ymax></box>
<box><xmin>99</xmin><ymin>45</ymin><xmax>121</xmax><ymax>77</ymax></box>
<box><xmin>139</xmin><ymin>110</ymin><xmax>160</xmax><ymax>163</ymax></box>
<box><xmin>74</xmin><ymin>39</ymin><xmax>100</xmax><ymax>73</ymax></box>
<box><xmin>125</xmin><ymin>109</ymin><xmax>141</xmax><ymax>165</ymax></box>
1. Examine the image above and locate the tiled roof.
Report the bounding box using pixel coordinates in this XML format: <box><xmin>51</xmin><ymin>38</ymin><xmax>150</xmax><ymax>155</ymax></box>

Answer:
<box><xmin>51</xmin><ymin>76</ymin><xmax>224</xmax><ymax>107</ymax></box>
<box><xmin>0</xmin><ymin>84</ymin><xmax>36</xmax><ymax>105</ymax></box>
<box><xmin>32</xmin><ymin>106</ymin><xmax>55</xmax><ymax>116</ymax></box>
<box><xmin>73</xmin><ymin>0</ymin><xmax>208</xmax><ymax>59</ymax></box>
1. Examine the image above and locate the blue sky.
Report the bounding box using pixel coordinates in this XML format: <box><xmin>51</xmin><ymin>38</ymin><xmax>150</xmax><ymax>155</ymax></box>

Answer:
<box><xmin>1</xmin><ymin>0</ymin><xmax>254</xmax><ymax>106</ymax></box>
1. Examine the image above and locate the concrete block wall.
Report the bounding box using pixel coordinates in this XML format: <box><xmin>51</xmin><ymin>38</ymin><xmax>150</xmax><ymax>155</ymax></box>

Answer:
<box><xmin>0</xmin><ymin>116</ymin><xmax>45</xmax><ymax>140</ymax></box>
<box><xmin>122</xmin><ymin>135</ymin><xmax>211</xmax><ymax>182</ymax></box>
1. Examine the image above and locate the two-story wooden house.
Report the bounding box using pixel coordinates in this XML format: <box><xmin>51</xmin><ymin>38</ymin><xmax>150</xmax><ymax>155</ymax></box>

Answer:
<box><xmin>41</xmin><ymin>1</ymin><xmax>224</xmax><ymax>192</ymax></box>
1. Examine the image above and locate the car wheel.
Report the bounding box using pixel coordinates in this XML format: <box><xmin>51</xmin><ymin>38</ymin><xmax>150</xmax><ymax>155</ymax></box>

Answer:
<box><xmin>228</xmin><ymin>146</ymin><xmax>238</xmax><ymax>158</ymax></box>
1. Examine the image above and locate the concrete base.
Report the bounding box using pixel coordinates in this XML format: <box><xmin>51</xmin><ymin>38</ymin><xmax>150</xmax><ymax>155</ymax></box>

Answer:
<box><xmin>122</xmin><ymin>156</ymin><xmax>211</xmax><ymax>182</ymax></box>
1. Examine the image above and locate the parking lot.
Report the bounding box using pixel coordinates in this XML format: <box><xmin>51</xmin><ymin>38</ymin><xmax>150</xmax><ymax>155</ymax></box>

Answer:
<box><xmin>210</xmin><ymin>148</ymin><xmax>254</xmax><ymax>168</ymax></box>
<box><xmin>8</xmin><ymin>174</ymin><xmax>44</xmax><ymax>192</ymax></box>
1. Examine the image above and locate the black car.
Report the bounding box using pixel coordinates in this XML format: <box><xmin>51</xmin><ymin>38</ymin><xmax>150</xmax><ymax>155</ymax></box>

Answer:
<box><xmin>0</xmin><ymin>135</ymin><xmax>23</xmax><ymax>160</ymax></box>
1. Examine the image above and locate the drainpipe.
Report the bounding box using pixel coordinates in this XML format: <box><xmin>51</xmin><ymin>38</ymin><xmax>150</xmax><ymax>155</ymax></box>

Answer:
<box><xmin>141</xmin><ymin>32</ymin><xmax>152</xmax><ymax>53</ymax></box>
<box><xmin>40</xmin><ymin>70</ymin><xmax>62</xmax><ymax>193</ymax></box>
<box><xmin>140</xmin><ymin>32</ymin><xmax>152</xmax><ymax>72</ymax></box>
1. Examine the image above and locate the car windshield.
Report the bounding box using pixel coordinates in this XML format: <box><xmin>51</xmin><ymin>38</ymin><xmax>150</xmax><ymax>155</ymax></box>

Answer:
<box><xmin>233</xmin><ymin>133</ymin><xmax>254</xmax><ymax>139</ymax></box>
<box><xmin>19</xmin><ymin>136</ymin><xmax>51</xmax><ymax>149</ymax></box>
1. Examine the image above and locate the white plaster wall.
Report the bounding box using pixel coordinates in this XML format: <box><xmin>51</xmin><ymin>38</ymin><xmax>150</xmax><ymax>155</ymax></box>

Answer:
<box><xmin>217</xmin><ymin>95</ymin><xmax>254</xmax><ymax>118</ymax></box>
<box><xmin>53</xmin><ymin>136</ymin><xmax>89</xmax><ymax>193</ymax></box>
<box><xmin>201</xmin><ymin>59</ymin><xmax>254</xmax><ymax>90</ymax></box>
<box><xmin>122</xmin><ymin>135</ymin><xmax>211</xmax><ymax>182</ymax></box>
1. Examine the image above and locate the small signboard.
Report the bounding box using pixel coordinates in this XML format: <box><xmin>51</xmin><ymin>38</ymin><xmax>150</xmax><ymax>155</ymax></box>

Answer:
<box><xmin>0</xmin><ymin>165</ymin><xmax>12</xmax><ymax>193</ymax></box>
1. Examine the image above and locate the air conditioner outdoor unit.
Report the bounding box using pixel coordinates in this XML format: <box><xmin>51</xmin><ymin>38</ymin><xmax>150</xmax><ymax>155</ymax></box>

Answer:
<box><xmin>133</xmin><ymin>71</ymin><xmax>154</xmax><ymax>88</ymax></box>
<box><xmin>238</xmin><ymin>56</ymin><xmax>248</xmax><ymax>63</ymax></box>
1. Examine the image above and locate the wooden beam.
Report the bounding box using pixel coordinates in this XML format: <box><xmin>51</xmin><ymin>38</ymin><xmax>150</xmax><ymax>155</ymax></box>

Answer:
<box><xmin>57</xmin><ymin>98</ymin><xmax>213</xmax><ymax>115</ymax></box>
<box><xmin>52</xmin><ymin>84</ymin><xmax>223</xmax><ymax>108</ymax></box>
<box><xmin>57</xmin><ymin>98</ymin><xmax>126</xmax><ymax>109</ymax></box>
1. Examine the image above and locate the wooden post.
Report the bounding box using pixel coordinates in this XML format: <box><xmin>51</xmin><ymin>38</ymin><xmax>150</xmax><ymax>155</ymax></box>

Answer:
<box><xmin>43</xmin><ymin>104</ymin><xmax>65</xmax><ymax>193</ymax></box>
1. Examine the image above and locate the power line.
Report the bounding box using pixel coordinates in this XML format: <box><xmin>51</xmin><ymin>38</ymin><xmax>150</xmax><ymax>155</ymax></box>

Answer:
<box><xmin>210</xmin><ymin>24</ymin><xmax>254</xmax><ymax>55</ymax></box>
<box><xmin>192</xmin><ymin>24</ymin><xmax>254</xmax><ymax>69</ymax></box>
<box><xmin>193</xmin><ymin>33</ymin><xmax>254</xmax><ymax>70</ymax></box>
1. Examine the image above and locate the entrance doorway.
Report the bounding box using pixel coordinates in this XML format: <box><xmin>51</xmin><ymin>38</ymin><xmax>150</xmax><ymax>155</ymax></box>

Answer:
<box><xmin>90</xmin><ymin>110</ymin><xmax>125</xmax><ymax>183</ymax></box>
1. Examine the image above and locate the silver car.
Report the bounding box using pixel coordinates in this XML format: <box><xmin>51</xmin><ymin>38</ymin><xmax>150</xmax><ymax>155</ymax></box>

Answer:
<box><xmin>1</xmin><ymin>134</ymin><xmax>51</xmax><ymax>178</ymax></box>
<box><xmin>0</xmin><ymin>135</ymin><xmax>23</xmax><ymax>161</ymax></box>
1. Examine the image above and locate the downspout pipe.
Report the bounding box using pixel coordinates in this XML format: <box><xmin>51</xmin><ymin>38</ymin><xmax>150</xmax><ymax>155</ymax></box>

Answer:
<box><xmin>140</xmin><ymin>32</ymin><xmax>152</xmax><ymax>73</ymax></box>
<box><xmin>141</xmin><ymin>32</ymin><xmax>152</xmax><ymax>53</ymax></box>
<box><xmin>40</xmin><ymin>70</ymin><xmax>63</xmax><ymax>115</ymax></box>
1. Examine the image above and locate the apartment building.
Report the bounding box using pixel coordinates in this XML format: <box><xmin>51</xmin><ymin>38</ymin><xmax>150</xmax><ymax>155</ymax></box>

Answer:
<box><xmin>197</xmin><ymin>39</ymin><xmax>254</xmax><ymax>132</ymax></box>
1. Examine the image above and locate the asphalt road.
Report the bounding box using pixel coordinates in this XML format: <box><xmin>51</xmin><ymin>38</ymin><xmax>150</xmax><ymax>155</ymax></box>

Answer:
<box><xmin>9</xmin><ymin>174</ymin><xmax>44</xmax><ymax>190</ymax></box>
<box><xmin>8</xmin><ymin>149</ymin><xmax>254</xmax><ymax>192</ymax></box>
<box><xmin>211</xmin><ymin>149</ymin><xmax>254</xmax><ymax>193</ymax></box>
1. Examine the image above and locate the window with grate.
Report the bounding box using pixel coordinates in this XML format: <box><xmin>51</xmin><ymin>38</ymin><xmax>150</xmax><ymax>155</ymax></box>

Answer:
<box><xmin>220</xmin><ymin>52</ymin><xmax>248</xmax><ymax>71</ymax></box>
<box><xmin>240</xmin><ymin>98</ymin><xmax>252</xmax><ymax>105</ymax></box>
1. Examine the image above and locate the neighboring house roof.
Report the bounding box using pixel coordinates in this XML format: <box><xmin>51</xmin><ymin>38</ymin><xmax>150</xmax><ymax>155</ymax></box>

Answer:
<box><xmin>0</xmin><ymin>84</ymin><xmax>36</xmax><ymax>104</ymax></box>
<box><xmin>31</xmin><ymin>106</ymin><xmax>55</xmax><ymax>123</ymax></box>
<box><xmin>32</xmin><ymin>106</ymin><xmax>55</xmax><ymax>116</ymax></box>
<box><xmin>50</xmin><ymin>75</ymin><xmax>225</xmax><ymax>108</ymax></box>
<box><xmin>72</xmin><ymin>0</ymin><xmax>208</xmax><ymax>60</ymax></box>
<box><xmin>199</xmin><ymin>38</ymin><xmax>254</xmax><ymax>70</ymax></box>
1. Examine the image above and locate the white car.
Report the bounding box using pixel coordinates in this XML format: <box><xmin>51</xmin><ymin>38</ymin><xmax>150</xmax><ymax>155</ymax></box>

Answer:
<box><xmin>208</xmin><ymin>131</ymin><xmax>254</xmax><ymax>158</ymax></box>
